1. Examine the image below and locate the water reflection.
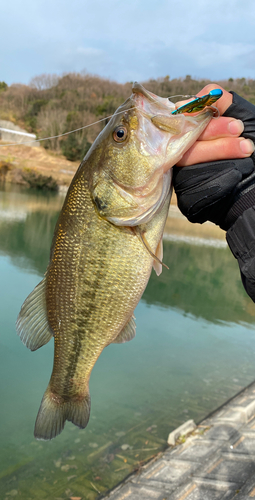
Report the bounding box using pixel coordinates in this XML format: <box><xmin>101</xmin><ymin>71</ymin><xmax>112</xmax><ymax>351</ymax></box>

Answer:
<box><xmin>1</xmin><ymin>184</ymin><xmax>255</xmax><ymax>499</ymax></box>
<box><xmin>0</xmin><ymin>184</ymin><xmax>253</xmax><ymax>324</ymax></box>
<box><xmin>143</xmin><ymin>241</ymin><xmax>255</xmax><ymax>325</ymax></box>
<box><xmin>0</xmin><ymin>184</ymin><xmax>63</xmax><ymax>274</ymax></box>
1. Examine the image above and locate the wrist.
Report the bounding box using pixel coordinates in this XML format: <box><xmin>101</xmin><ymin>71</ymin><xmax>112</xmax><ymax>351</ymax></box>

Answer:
<box><xmin>223</xmin><ymin>92</ymin><xmax>255</xmax><ymax>142</ymax></box>
<box><xmin>221</xmin><ymin>169</ymin><xmax>255</xmax><ymax>230</ymax></box>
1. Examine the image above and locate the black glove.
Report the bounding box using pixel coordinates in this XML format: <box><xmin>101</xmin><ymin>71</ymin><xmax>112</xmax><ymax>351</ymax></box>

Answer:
<box><xmin>173</xmin><ymin>92</ymin><xmax>255</xmax><ymax>230</ymax></box>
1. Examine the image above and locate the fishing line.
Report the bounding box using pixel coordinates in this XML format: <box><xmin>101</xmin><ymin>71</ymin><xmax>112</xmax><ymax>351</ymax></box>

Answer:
<box><xmin>168</xmin><ymin>94</ymin><xmax>196</xmax><ymax>100</ymax></box>
<box><xmin>0</xmin><ymin>111</ymin><xmax>127</xmax><ymax>147</ymax></box>
<box><xmin>0</xmin><ymin>96</ymin><xmax>167</xmax><ymax>147</ymax></box>
<box><xmin>0</xmin><ymin>93</ymin><xmax>214</xmax><ymax>148</ymax></box>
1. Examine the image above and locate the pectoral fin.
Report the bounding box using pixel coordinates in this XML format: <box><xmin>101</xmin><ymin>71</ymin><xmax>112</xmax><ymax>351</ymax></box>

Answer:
<box><xmin>113</xmin><ymin>315</ymin><xmax>136</xmax><ymax>343</ymax></box>
<box><xmin>16</xmin><ymin>277</ymin><xmax>53</xmax><ymax>351</ymax></box>
<box><xmin>153</xmin><ymin>238</ymin><xmax>164</xmax><ymax>276</ymax></box>
<box><xmin>135</xmin><ymin>227</ymin><xmax>168</xmax><ymax>274</ymax></box>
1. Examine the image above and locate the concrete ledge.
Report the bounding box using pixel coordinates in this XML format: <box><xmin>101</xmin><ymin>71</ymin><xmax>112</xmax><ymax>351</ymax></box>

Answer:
<box><xmin>235</xmin><ymin>400</ymin><xmax>255</xmax><ymax>422</ymax></box>
<box><xmin>106</xmin><ymin>381</ymin><xmax>255</xmax><ymax>500</ymax></box>
<box><xmin>167</xmin><ymin>419</ymin><xmax>196</xmax><ymax>446</ymax></box>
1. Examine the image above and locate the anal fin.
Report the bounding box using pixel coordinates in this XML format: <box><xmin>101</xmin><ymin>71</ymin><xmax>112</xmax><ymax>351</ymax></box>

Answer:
<box><xmin>113</xmin><ymin>315</ymin><xmax>136</xmax><ymax>344</ymax></box>
<box><xmin>16</xmin><ymin>277</ymin><xmax>53</xmax><ymax>351</ymax></box>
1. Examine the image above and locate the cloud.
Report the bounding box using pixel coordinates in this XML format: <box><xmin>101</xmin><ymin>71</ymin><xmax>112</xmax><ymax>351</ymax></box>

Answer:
<box><xmin>76</xmin><ymin>47</ymin><xmax>104</xmax><ymax>57</ymax></box>
<box><xmin>1</xmin><ymin>0</ymin><xmax>255</xmax><ymax>84</ymax></box>
<box><xmin>243</xmin><ymin>49</ymin><xmax>255</xmax><ymax>70</ymax></box>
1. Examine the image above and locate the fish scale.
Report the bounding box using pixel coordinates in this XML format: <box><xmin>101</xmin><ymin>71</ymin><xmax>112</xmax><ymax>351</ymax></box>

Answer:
<box><xmin>47</xmin><ymin>177</ymin><xmax>162</xmax><ymax>397</ymax></box>
<box><xmin>16</xmin><ymin>82</ymin><xmax>213</xmax><ymax>440</ymax></box>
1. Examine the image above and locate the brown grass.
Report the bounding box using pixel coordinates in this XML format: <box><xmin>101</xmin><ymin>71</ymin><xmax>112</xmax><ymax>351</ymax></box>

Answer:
<box><xmin>0</xmin><ymin>142</ymin><xmax>79</xmax><ymax>187</ymax></box>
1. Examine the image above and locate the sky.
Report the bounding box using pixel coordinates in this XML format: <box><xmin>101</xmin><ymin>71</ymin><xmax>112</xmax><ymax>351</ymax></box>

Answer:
<box><xmin>1</xmin><ymin>0</ymin><xmax>255</xmax><ymax>86</ymax></box>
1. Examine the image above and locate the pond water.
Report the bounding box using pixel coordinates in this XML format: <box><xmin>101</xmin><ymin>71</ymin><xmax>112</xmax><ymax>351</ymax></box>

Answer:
<box><xmin>1</xmin><ymin>184</ymin><xmax>255</xmax><ymax>499</ymax></box>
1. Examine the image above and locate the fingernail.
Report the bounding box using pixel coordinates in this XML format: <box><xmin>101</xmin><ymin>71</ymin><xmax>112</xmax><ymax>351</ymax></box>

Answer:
<box><xmin>240</xmin><ymin>139</ymin><xmax>255</xmax><ymax>155</ymax></box>
<box><xmin>228</xmin><ymin>119</ymin><xmax>244</xmax><ymax>135</ymax></box>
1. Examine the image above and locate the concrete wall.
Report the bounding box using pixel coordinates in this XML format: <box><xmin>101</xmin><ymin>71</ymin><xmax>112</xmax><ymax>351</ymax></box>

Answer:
<box><xmin>0</xmin><ymin>120</ymin><xmax>39</xmax><ymax>147</ymax></box>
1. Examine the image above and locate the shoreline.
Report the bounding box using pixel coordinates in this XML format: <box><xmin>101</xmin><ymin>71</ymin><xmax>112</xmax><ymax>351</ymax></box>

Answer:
<box><xmin>0</xmin><ymin>141</ymin><xmax>226</xmax><ymax>246</ymax></box>
<box><xmin>0</xmin><ymin>141</ymin><xmax>79</xmax><ymax>189</ymax></box>
<box><xmin>106</xmin><ymin>378</ymin><xmax>255</xmax><ymax>499</ymax></box>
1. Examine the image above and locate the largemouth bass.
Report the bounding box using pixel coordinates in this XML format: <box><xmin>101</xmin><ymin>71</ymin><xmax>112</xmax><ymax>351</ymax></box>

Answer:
<box><xmin>16</xmin><ymin>83</ymin><xmax>213</xmax><ymax>440</ymax></box>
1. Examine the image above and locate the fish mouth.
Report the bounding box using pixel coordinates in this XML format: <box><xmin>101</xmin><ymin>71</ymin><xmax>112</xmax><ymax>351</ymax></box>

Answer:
<box><xmin>132</xmin><ymin>82</ymin><xmax>159</xmax><ymax>103</ymax></box>
<box><xmin>131</xmin><ymin>82</ymin><xmax>213</xmax><ymax>155</ymax></box>
<box><xmin>132</xmin><ymin>82</ymin><xmax>175</xmax><ymax>115</ymax></box>
<box><xmin>132</xmin><ymin>81</ymin><xmax>213</xmax><ymax>123</ymax></box>
<box><xmin>117</xmin><ymin>82</ymin><xmax>210</xmax><ymax>130</ymax></box>
<box><xmin>130</xmin><ymin>82</ymin><xmax>214</xmax><ymax>173</ymax></box>
<box><xmin>107</xmin><ymin>82</ymin><xmax>213</xmax><ymax>171</ymax></box>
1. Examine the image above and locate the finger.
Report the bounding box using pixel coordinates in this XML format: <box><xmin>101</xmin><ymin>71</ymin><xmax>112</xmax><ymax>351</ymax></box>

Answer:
<box><xmin>198</xmin><ymin>117</ymin><xmax>244</xmax><ymax>141</ymax></box>
<box><xmin>177</xmin><ymin>137</ymin><xmax>255</xmax><ymax>167</ymax></box>
<box><xmin>196</xmin><ymin>84</ymin><xmax>233</xmax><ymax>115</ymax></box>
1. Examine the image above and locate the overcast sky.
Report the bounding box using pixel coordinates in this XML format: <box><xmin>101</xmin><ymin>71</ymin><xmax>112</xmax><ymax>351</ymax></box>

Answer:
<box><xmin>1</xmin><ymin>0</ymin><xmax>255</xmax><ymax>85</ymax></box>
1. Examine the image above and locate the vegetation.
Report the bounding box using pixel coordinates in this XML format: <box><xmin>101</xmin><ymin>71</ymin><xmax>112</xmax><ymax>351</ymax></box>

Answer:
<box><xmin>0</xmin><ymin>161</ymin><xmax>11</xmax><ymax>181</ymax></box>
<box><xmin>0</xmin><ymin>81</ymin><xmax>7</xmax><ymax>92</ymax></box>
<box><xmin>1</xmin><ymin>72</ymin><xmax>255</xmax><ymax>161</ymax></box>
<box><xmin>21</xmin><ymin>169</ymin><xmax>58</xmax><ymax>191</ymax></box>
<box><xmin>143</xmin><ymin>239</ymin><xmax>252</xmax><ymax>325</ymax></box>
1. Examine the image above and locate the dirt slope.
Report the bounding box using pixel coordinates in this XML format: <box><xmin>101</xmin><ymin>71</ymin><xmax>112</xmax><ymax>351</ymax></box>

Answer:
<box><xmin>0</xmin><ymin>142</ymin><xmax>80</xmax><ymax>188</ymax></box>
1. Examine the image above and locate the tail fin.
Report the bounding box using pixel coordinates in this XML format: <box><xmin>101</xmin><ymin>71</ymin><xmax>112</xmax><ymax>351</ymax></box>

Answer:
<box><xmin>34</xmin><ymin>387</ymin><xmax>91</xmax><ymax>440</ymax></box>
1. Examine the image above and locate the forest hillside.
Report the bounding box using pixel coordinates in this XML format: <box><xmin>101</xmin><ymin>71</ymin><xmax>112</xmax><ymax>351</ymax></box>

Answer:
<box><xmin>0</xmin><ymin>73</ymin><xmax>254</xmax><ymax>162</ymax></box>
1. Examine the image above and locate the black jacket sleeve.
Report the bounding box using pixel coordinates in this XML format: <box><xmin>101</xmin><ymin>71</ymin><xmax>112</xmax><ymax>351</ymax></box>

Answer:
<box><xmin>227</xmin><ymin>206</ymin><xmax>255</xmax><ymax>303</ymax></box>
<box><xmin>224</xmin><ymin>93</ymin><xmax>255</xmax><ymax>302</ymax></box>
<box><xmin>173</xmin><ymin>90</ymin><xmax>255</xmax><ymax>303</ymax></box>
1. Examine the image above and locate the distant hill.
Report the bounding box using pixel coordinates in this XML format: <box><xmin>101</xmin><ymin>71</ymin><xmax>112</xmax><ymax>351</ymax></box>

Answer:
<box><xmin>0</xmin><ymin>73</ymin><xmax>254</xmax><ymax>161</ymax></box>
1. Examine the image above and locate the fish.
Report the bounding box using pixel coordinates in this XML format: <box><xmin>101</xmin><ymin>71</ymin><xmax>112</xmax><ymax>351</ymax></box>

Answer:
<box><xmin>16</xmin><ymin>83</ymin><xmax>213</xmax><ymax>440</ymax></box>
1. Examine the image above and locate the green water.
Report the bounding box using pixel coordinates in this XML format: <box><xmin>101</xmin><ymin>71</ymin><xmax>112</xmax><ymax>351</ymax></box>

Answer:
<box><xmin>1</xmin><ymin>184</ymin><xmax>255</xmax><ymax>499</ymax></box>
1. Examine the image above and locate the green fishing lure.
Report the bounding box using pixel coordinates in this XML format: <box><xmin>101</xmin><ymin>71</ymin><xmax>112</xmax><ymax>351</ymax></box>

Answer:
<box><xmin>172</xmin><ymin>89</ymin><xmax>223</xmax><ymax>115</ymax></box>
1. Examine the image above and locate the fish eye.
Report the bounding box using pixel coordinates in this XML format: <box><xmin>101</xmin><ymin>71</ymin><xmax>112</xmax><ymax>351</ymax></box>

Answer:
<box><xmin>113</xmin><ymin>126</ymin><xmax>128</xmax><ymax>143</ymax></box>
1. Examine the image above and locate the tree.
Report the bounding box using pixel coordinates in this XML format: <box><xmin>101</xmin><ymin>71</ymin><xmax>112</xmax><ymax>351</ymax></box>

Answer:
<box><xmin>0</xmin><ymin>81</ymin><xmax>7</xmax><ymax>92</ymax></box>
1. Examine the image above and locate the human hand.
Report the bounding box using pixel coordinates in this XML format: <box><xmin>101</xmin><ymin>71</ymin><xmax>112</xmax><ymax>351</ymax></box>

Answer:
<box><xmin>173</xmin><ymin>84</ymin><xmax>255</xmax><ymax>230</ymax></box>
<box><xmin>177</xmin><ymin>84</ymin><xmax>254</xmax><ymax>167</ymax></box>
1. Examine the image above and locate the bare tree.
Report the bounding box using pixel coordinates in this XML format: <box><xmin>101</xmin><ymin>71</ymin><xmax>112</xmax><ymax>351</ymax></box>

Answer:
<box><xmin>37</xmin><ymin>108</ymin><xmax>67</xmax><ymax>150</ymax></box>
<box><xmin>30</xmin><ymin>74</ymin><xmax>59</xmax><ymax>91</ymax></box>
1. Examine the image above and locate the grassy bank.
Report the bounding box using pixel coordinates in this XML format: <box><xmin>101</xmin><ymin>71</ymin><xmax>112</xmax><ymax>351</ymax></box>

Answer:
<box><xmin>0</xmin><ymin>143</ymin><xmax>79</xmax><ymax>191</ymax></box>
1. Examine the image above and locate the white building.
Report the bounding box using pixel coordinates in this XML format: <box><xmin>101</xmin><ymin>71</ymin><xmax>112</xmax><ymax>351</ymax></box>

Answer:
<box><xmin>0</xmin><ymin>120</ymin><xmax>39</xmax><ymax>147</ymax></box>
